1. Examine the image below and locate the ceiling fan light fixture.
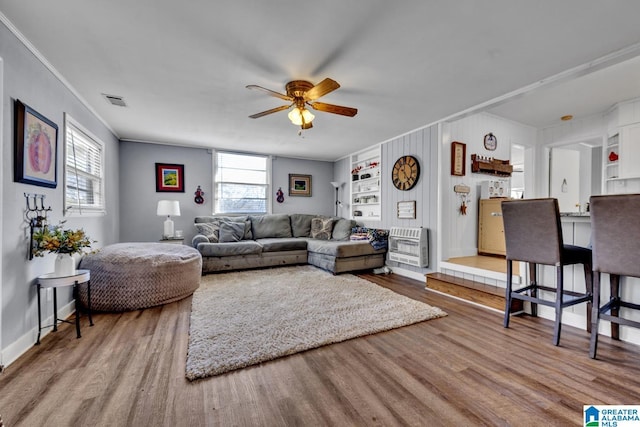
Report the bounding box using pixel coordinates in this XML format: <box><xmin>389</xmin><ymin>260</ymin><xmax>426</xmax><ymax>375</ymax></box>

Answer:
<box><xmin>288</xmin><ymin>107</ymin><xmax>314</xmax><ymax>126</ymax></box>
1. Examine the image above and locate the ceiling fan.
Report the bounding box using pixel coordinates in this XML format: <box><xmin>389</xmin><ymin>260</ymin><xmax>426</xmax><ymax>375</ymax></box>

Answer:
<box><xmin>246</xmin><ymin>78</ymin><xmax>358</xmax><ymax>130</ymax></box>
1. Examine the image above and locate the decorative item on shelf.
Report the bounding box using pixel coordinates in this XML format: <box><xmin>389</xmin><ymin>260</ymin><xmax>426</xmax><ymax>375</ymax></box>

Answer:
<box><xmin>451</xmin><ymin>141</ymin><xmax>466</xmax><ymax>176</ymax></box>
<box><xmin>483</xmin><ymin>132</ymin><xmax>497</xmax><ymax>151</ymax></box>
<box><xmin>353</xmin><ymin>210</ymin><xmax>363</xmax><ymax>217</ymax></box>
<box><xmin>330</xmin><ymin>181</ymin><xmax>343</xmax><ymax>216</ymax></box>
<box><xmin>157</xmin><ymin>200</ymin><xmax>181</xmax><ymax>238</ymax></box>
<box><xmin>360</xmin><ymin>173</ymin><xmax>371</xmax><ymax>180</ymax></box>
<box><xmin>454</xmin><ymin>184</ymin><xmax>471</xmax><ymax>215</ymax></box>
<box><xmin>32</xmin><ymin>221</ymin><xmax>95</xmax><ymax>276</ymax></box>
<box><xmin>608</xmin><ymin>151</ymin><xmax>619</xmax><ymax>162</ymax></box>
<box><xmin>24</xmin><ymin>193</ymin><xmax>52</xmax><ymax>260</ymax></box>
<box><xmin>194</xmin><ymin>185</ymin><xmax>205</xmax><ymax>204</ymax></box>
<box><xmin>470</xmin><ymin>154</ymin><xmax>513</xmax><ymax>176</ymax></box>
<box><xmin>276</xmin><ymin>187</ymin><xmax>284</xmax><ymax>203</ymax></box>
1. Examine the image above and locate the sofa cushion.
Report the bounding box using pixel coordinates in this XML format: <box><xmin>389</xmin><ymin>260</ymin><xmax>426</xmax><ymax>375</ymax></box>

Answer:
<box><xmin>219</xmin><ymin>221</ymin><xmax>246</xmax><ymax>242</ymax></box>
<box><xmin>196</xmin><ymin>241</ymin><xmax>263</xmax><ymax>257</ymax></box>
<box><xmin>310</xmin><ymin>217</ymin><xmax>335</xmax><ymax>240</ymax></box>
<box><xmin>194</xmin><ymin>216</ymin><xmax>252</xmax><ymax>241</ymax></box>
<box><xmin>256</xmin><ymin>238</ymin><xmax>308</xmax><ymax>252</ymax></box>
<box><xmin>194</xmin><ymin>222</ymin><xmax>221</xmax><ymax>243</ymax></box>
<box><xmin>250</xmin><ymin>214</ymin><xmax>292</xmax><ymax>239</ymax></box>
<box><xmin>306</xmin><ymin>239</ymin><xmax>384</xmax><ymax>257</ymax></box>
<box><xmin>290</xmin><ymin>213</ymin><xmax>315</xmax><ymax>237</ymax></box>
<box><xmin>332</xmin><ymin>219</ymin><xmax>356</xmax><ymax>241</ymax></box>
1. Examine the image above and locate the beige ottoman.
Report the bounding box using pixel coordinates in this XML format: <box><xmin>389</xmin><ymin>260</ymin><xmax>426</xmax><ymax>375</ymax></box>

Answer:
<box><xmin>78</xmin><ymin>242</ymin><xmax>202</xmax><ymax>311</ymax></box>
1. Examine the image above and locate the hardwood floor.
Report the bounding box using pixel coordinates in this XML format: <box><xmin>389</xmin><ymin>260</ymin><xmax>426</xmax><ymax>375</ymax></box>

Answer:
<box><xmin>1</xmin><ymin>271</ymin><xmax>640</xmax><ymax>426</ymax></box>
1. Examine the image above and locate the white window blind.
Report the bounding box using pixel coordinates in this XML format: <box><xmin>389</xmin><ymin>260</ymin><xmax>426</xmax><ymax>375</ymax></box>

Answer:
<box><xmin>64</xmin><ymin>114</ymin><xmax>105</xmax><ymax>215</ymax></box>
<box><xmin>214</xmin><ymin>151</ymin><xmax>269</xmax><ymax>214</ymax></box>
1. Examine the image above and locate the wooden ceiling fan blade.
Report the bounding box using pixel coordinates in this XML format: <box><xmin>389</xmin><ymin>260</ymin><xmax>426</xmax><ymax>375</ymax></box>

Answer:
<box><xmin>248</xmin><ymin>104</ymin><xmax>291</xmax><ymax>119</ymax></box>
<box><xmin>304</xmin><ymin>78</ymin><xmax>340</xmax><ymax>101</ymax></box>
<box><xmin>309</xmin><ymin>102</ymin><xmax>358</xmax><ymax>117</ymax></box>
<box><xmin>246</xmin><ymin>85</ymin><xmax>293</xmax><ymax>101</ymax></box>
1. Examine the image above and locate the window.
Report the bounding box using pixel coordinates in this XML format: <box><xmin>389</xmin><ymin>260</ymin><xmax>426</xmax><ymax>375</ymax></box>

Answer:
<box><xmin>214</xmin><ymin>151</ymin><xmax>270</xmax><ymax>214</ymax></box>
<box><xmin>64</xmin><ymin>114</ymin><xmax>105</xmax><ymax>215</ymax></box>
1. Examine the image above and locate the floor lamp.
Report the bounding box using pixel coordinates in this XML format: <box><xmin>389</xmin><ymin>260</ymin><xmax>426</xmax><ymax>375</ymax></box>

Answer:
<box><xmin>330</xmin><ymin>181</ymin><xmax>343</xmax><ymax>217</ymax></box>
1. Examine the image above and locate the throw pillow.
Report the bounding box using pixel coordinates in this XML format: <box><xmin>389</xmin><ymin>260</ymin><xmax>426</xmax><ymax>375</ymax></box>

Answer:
<box><xmin>218</xmin><ymin>221</ymin><xmax>246</xmax><ymax>243</ymax></box>
<box><xmin>194</xmin><ymin>222</ymin><xmax>220</xmax><ymax>243</ymax></box>
<box><xmin>310</xmin><ymin>217</ymin><xmax>335</xmax><ymax>240</ymax></box>
<box><xmin>332</xmin><ymin>219</ymin><xmax>356</xmax><ymax>241</ymax></box>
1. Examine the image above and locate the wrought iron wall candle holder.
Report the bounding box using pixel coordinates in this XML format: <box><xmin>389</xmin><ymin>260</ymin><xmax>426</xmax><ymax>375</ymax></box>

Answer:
<box><xmin>24</xmin><ymin>193</ymin><xmax>51</xmax><ymax>260</ymax></box>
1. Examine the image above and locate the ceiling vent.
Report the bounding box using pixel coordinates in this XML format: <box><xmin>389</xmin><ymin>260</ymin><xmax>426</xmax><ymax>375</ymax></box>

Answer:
<box><xmin>102</xmin><ymin>93</ymin><xmax>127</xmax><ymax>107</ymax></box>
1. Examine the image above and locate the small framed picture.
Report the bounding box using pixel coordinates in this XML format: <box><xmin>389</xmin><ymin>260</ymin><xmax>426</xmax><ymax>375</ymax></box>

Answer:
<box><xmin>14</xmin><ymin>100</ymin><xmax>59</xmax><ymax>188</ymax></box>
<box><xmin>155</xmin><ymin>163</ymin><xmax>185</xmax><ymax>192</ymax></box>
<box><xmin>289</xmin><ymin>174</ymin><xmax>312</xmax><ymax>197</ymax></box>
<box><xmin>451</xmin><ymin>141</ymin><xmax>466</xmax><ymax>176</ymax></box>
<box><xmin>397</xmin><ymin>201</ymin><xmax>416</xmax><ymax>219</ymax></box>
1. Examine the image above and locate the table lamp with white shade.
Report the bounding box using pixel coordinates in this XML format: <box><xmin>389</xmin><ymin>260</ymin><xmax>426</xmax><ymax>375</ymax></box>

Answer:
<box><xmin>157</xmin><ymin>200</ymin><xmax>181</xmax><ymax>238</ymax></box>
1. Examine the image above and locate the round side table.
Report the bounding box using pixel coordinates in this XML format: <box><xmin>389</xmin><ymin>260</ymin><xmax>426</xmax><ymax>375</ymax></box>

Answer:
<box><xmin>36</xmin><ymin>269</ymin><xmax>93</xmax><ymax>345</ymax></box>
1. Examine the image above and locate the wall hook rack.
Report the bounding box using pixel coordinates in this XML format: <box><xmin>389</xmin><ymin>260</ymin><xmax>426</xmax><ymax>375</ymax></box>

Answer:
<box><xmin>24</xmin><ymin>193</ymin><xmax>51</xmax><ymax>260</ymax></box>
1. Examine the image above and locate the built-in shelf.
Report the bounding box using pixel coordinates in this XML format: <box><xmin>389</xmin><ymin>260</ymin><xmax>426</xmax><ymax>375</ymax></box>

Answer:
<box><xmin>351</xmin><ymin>147</ymin><xmax>381</xmax><ymax>221</ymax></box>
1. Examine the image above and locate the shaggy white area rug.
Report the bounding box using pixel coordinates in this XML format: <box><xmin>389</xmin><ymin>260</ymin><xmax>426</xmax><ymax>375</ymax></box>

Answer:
<box><xmin>185</xmin><ymin>265</ymin><xmax>446</xmax><ymax>380</ymax></box>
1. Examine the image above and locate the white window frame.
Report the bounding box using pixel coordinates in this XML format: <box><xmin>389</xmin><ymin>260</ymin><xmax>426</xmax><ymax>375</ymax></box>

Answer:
<box><xmin>213</xmin><ymin>150</ymin><xmax>272</xmax><ymax>215</ymax></box>
<box><xmin>63</xmin><ymin>113</ymin><xmax>106</xmax><ymax>216</ymax></box>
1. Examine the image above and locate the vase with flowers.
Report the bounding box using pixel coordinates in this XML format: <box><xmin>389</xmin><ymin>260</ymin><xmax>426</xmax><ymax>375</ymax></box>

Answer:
<box><xmin>32</xmin><ymin>222</ymin><xmax>94</xmax><ymax>276</ymax></box>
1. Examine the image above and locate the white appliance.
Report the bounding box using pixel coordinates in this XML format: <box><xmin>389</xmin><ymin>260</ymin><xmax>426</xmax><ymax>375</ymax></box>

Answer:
<box><xmin>388</xmin><ymin>227</ymin><xmax>429</xmax><ymax>267</ymax></box>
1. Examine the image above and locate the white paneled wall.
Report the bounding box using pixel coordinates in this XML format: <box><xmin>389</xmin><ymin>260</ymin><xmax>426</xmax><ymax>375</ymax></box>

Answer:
<box><xmin>334</xmin><ymin>126</ymin><xmax>439</xmax><ymax>274</ymax></box>
<box><xmin>441</xmin><ymin>113</ymin><xmax>537</xmax><ymax>259</ymax></box>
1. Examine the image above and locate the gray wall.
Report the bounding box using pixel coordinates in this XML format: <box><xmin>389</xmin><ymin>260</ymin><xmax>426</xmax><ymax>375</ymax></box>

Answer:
<box><xmin>118</xmin><ymin>141</ymin><xmax>213</xmax><ymax>245</ymax></box>
<box><xmin>1</xmin><ymin>21</ymin><xmax>120</xmax><ymax>359</ymax></box>
<box><xmin>118</xmin><ymin>143</ymin><xmax>336</xmax><ymax>245</ymax></box>
<box><xmin>272</xmin><ymin>156</ymin><xmax>334</xmax><ymax>216</ymax></box>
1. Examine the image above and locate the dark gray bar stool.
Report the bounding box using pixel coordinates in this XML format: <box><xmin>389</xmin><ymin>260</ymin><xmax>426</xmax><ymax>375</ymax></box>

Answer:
<box><xmin>502</xmin><ymin>198</ymin><xmax>593</xmax><ymax>346</ymax></box>
<box><xmin>589</xmin><ymin>194</ymin><xmax>640</xmax><ymax>359</ymax></box>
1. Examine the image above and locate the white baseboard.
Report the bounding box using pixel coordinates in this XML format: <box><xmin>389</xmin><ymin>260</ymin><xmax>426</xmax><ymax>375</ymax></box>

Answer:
<box><xmin>1</xmin><ymin>300</ymin><xmax>75</xmax><ymax>368</ymax></box>
<box><xmin>386</xmin><ymin>265</ymin><xmax>426</xmax><ymax>282</ymax></box>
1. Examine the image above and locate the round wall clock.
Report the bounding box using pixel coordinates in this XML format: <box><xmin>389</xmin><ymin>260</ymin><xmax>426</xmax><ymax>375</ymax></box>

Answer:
<box><xmin>484</xmin><ymin>132</ymin><xmax>497</xmax><ymax>151</ymax></box>
<box><xmin>392</xmin><ymin>155</ymin><xmax>420</xmax><ymax>191</ymax></box>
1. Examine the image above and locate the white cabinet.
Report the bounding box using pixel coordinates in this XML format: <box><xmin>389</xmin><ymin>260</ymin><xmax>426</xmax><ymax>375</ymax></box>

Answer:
<box><xmin>619</xmin><ymin>123</ymin><xmax>640</xmax><ymax>179</ymax></box>
<box><xmin>351</xmin><ymin>148</ymin><xmax>381</xmax><ymax>221</ymax></box>
<box><xmin>604</xmin><ymin>101</ymin><xmax>640</xmax><ymax>194</ymax></box>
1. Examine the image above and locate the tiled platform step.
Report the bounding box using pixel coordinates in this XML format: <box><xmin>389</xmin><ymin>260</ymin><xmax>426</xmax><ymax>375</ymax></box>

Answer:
<box><xmin>425</xmin><ymin>272</ymin><xmax>523</xmax><ymax>312</ymax></box>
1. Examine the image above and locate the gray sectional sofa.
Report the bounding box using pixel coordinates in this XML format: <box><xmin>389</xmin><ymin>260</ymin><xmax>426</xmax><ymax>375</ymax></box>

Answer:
<box><xmin>191</xmin><ymin>213</ymin><xmax>387</xmax><ymax>274</ymax></box>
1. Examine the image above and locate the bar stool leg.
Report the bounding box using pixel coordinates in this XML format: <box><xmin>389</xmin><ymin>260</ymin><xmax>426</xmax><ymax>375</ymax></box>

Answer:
<box><xmin>583</xmin><ymin>263</ymin><xmax>593</xmax><ymax>333</ymax></box>
<box><xmin>504</xmin><ymin>260</ymin><xmax>513</xmax><ymax>328</ymax></box>
<box><xmin>589</xmin><ymin>272</ymin><xmax>602</xmax><ymax>359</ymax></box>
<box><xmin>610</xmin><ymin>274</ymin><xmax>620</xmax><ymax>340</ymax></box>
<box><xmin>552</xmin><ymin>265</ymin><xmax>564</xmax><ymax>346</ymax></box>
<box><xmin>529</xmin><ymin>263</ymin><xmax>538</xmax><ymax>318</ymax></box>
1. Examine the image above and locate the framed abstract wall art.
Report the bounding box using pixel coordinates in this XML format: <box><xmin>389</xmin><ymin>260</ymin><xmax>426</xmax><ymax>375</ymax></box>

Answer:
<box><xmin>14</xmin><ymin>99</ymin><xmax>58</xmax><ymax>188</ymax></box>
<box><xmin>155</xmin><ymin>163</ymin><xmax>185</xmax><ymax>192</ymax></box>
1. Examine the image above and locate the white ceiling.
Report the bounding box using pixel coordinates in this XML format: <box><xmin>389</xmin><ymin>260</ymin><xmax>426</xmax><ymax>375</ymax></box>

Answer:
<box><xmin>3</xmin><ymin>1</ymin><xmax>640</xmax><ymax>161</ymax></box>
